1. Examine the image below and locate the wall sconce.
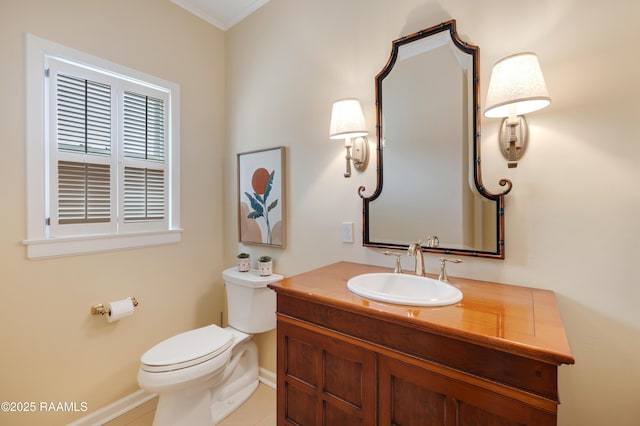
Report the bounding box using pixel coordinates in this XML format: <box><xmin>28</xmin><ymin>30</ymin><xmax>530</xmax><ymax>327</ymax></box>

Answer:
<box><xmin>329</xmin><ymin>98</ymin><xmax>369</xmax><ymax>178</ymax></box>
<box><xmin>484</xmin><ymin>52</ymin><xmax>551</xmax><ymax>168</ymax></box>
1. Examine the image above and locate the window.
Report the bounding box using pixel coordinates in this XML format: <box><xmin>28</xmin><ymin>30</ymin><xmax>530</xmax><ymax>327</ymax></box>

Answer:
<box><xmin>25</xmin><ymin>35</ymin><xmax>181</xmax><ymax>259</ymax></box>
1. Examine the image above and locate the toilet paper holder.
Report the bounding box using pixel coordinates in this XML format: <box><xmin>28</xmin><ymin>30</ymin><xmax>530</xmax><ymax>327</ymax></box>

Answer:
<box><xmin>91</xmin><ymin>297</ymin><xmax>139</xmax><ymax>316</ymax></box>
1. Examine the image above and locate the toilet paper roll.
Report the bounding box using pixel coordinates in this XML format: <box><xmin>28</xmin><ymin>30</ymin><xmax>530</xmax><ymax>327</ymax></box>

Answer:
<box><xmin>107</xmin><ymin>298</ymin><xmax>135</xmax><ymax>323</ymax></box>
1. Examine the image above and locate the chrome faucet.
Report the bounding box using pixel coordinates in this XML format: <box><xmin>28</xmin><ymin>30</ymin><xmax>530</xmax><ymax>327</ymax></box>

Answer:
<box><xmin>407</xmin><ymin>241</ymin><xmax>425</xmax><ymax>276</ymax></box>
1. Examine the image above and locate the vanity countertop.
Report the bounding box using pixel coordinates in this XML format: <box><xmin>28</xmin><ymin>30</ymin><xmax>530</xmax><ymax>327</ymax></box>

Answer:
<box><xmin>269</xmin><ymin>261</ymin><xmax>574</xmax><ymax>366</ymax></box>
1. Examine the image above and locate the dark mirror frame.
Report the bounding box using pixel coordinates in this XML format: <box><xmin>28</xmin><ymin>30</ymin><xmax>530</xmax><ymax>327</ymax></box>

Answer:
<box><xmin>359</xmin><ymin>20</ymin><xmax>511</xmax><ymax>259</ymax></box>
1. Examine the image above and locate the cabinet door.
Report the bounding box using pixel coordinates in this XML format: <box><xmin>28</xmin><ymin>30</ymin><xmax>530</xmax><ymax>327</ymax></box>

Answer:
<box><xmin>277</xmin><ymin>319</ymin><xmax>376</xmax><ymax>425</ymax></box>
<box><xmin>378</xmin><ymin>355</ymin><xmax>556</xmax><ymax>426</ymax></box>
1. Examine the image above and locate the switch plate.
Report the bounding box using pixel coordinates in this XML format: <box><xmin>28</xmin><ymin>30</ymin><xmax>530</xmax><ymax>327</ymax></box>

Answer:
<box><xmin>342</xmin><ymin>222</ymin><xmax>354</xmax><ymax>243</ymax></box>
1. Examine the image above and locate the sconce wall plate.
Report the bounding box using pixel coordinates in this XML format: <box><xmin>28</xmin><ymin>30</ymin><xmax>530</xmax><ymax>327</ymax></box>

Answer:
<box><xmin>351</xmin><ymin>136</ymin><xmax>369</xmax><ymax>171</ymax></box>
<box><xmin>499</xmin><ymin>116</ymin><xmax>528</xmax><ymax>168</ymax></box>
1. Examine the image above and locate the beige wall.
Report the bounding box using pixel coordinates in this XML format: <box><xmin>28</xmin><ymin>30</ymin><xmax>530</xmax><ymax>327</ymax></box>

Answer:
<box><xmin>0</xmin><ymin>1</ymin><xmax>226</xmax><ymax>424</ymax></box>
<box><xmin>226</xmin><ymin>0</ymin><xmax>640</xmax><ymax>425</ymax></box>
<box><xmin>3</xmin><ymin>0</ymin><xmax>639</xmax><ymax>425</ymax></box>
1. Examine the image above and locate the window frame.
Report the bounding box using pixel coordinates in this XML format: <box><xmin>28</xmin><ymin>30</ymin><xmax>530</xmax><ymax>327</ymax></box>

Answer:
<box><xmin>24</xmin><ymin>34</ymin><xmax>181</xmax><ymax>259</ymax></box>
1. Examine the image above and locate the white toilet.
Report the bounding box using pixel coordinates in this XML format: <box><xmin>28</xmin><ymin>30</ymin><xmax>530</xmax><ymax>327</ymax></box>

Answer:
<box><xmin>137</xmin><ymin>267</ymin><xmax>283</xmax><ymax>426</ymax></box>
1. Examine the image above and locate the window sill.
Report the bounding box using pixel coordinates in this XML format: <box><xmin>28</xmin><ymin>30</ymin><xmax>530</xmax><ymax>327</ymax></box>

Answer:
<box><xmin>23</xmin><ymin>229</ymin><xmax>182</xmax><ymax>259</ymax></box>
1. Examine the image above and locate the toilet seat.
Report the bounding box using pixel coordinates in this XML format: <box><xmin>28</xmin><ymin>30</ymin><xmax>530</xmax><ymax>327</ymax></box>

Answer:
<box><xmin>141</xmin><ymin>325</ymin><xmax>234</xmax><ymax>373</ymax></box>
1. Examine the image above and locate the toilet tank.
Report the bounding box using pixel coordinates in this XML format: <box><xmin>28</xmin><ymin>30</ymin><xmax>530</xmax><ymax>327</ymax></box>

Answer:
<box><xmin>222</xmin><ymin>267</ymin><xmax>283</xmax><ymax>334</ymax></box>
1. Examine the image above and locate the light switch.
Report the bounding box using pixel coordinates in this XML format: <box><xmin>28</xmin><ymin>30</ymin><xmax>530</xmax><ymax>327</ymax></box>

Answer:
<box><xmin>342</xmin><ymin>222</ymin><xmax>354</xmax><ymax>243</ymax></box>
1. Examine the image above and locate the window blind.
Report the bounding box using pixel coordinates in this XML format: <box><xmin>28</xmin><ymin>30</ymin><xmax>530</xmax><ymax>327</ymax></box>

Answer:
<box><xmin>123</xmin><ymin>91</ymin><xmax>166</xmax><ymax>222</ymax></box>
<box><xmin>123</xmin><ymin>91</ymin><xmax>165</xmax><ymax>161</ymax></box>
<box><xmin>55</xmin><ymin>72</ymin><xmax>112</xmax><ymax>225</ymax></box>
<box><xmin>124</xmin><ymin>167</ymin><xmax>165</xmax><ymax>221</ymax></box>
<box><xmin>56</xmin><ymin>73</ymin><xmax>111</xmax><ymax>155</ymax></box>
<box><xmin>57</xmin><ymin>161</ymin><xmax>111</xmax><ymax>224</ymax></box>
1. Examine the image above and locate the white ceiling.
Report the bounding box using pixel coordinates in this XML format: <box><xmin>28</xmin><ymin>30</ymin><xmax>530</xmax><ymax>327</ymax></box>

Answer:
<box><xmin>171</xmin><ymin>0</ymin><xmax>270</xmax><ymax>31</ymax></box>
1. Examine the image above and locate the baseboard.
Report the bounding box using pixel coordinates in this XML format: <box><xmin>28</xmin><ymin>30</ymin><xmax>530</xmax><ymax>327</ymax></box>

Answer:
<box><xmin>66</xmin><ymin>389</ymin><xmax>156</xmax><ymax>426</ymax></box>
<box><xmin>258</xmin><ymin>367</ymin><xmax>276</xmax><ymax>389</ymax></box>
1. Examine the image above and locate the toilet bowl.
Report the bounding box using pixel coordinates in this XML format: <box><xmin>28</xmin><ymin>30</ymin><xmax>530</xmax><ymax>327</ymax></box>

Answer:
<box><xmin>137</xmin><ymin>267</ymin><xmax>283</xmax><ymax>426</ymax></box>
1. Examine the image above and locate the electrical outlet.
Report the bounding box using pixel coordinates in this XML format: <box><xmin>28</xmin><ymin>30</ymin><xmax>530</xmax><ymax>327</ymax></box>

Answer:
<box><xmin>342</xmin><ymin>222</ymin><xmax>354</xmax><ymax>243</ymax></box>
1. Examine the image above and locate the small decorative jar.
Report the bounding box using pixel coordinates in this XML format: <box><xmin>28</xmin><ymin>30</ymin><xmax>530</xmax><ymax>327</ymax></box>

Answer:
<box><xmin>258</xmin><ymin>256</ymin><xmax>273</xmax><ymax>276</ymax></box>
<box><xmin>236</xmin><ymin>253</ymin><xmax>251</xmax><ymax>272</ymax></box>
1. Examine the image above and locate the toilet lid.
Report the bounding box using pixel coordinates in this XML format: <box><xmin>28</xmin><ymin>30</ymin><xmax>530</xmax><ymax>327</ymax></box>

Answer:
<box><xmin>140</xmin><ymin>324</ymin><xmax>234</xmax><ymax>372</ymax></box>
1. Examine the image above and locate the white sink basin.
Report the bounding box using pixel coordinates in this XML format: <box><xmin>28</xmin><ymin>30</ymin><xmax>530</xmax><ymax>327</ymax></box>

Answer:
<box><xmin>347</xmin><ymin>273</ymin><xmax>462</xmax><ymax>307</ymax></box>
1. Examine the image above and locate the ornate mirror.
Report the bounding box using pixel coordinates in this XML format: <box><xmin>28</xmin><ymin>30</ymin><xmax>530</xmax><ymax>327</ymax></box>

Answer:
<box><xmin>360</xmin><ymin>20</ymin><xmax>511</xmax><ymax>258</ymax></box>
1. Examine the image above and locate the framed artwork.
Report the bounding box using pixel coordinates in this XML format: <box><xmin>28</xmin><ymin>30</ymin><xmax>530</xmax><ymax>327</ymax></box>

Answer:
<box><xmin>237</xmin><ymin>147</ymin><xmax>286</xmax><ymax>247</ymax></box>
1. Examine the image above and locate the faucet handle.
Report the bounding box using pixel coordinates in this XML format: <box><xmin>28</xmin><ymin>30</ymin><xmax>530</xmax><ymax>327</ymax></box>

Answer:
<box><xmin>426</xmin><ymin>235</ymin><xmax>439</xmax><ymax>247</ymax></box>
<box><xmin>438</xmin><ymin>257</ymin><xmax>462</xmax><ymax>283</ymax></box>
<box><xmin>383</xmin><ymin>250</ymin><xmax>404</xmax><ymax>273</ymax></box>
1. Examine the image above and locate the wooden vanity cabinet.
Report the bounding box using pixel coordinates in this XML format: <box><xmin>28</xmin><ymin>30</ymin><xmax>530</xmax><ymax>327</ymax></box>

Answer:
<box><xmin>277</xmin><ymin>319</ymin><xmax>376</xmax><ymax>425</ymax></box>
<box><xmin>271</xmin><ymin>262</ymin><xmax>574</xmax><ymax>426</ymax></box>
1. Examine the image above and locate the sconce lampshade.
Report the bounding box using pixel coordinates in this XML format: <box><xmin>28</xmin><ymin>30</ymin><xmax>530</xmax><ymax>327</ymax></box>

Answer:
<box><xmin>329</xmin><ymin>98</ymin><xmax>368</xmax><ymax>139</ymax></box>
<box><xmin>484</xmin><ymin>52</ymin><xmax>551</xmax><ymax>118</ymax></box>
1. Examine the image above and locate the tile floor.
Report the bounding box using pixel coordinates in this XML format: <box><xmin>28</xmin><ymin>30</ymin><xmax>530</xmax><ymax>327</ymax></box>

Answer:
<box><xmin>104</xmin><ymin>383</ymin><xmax>276</xmax><ymax>426</ymax></box>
